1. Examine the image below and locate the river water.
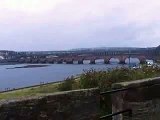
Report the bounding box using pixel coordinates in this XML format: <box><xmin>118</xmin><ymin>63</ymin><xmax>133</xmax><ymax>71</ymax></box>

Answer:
<box><xmin>1</xmin><ymin>57</ymin><xmax>153</xmax><ymax>91</ymax></box>
<box><xmin>0</xmin><ymin>63</ymin><xmax>130</xmax><ymax>90</ymax></box>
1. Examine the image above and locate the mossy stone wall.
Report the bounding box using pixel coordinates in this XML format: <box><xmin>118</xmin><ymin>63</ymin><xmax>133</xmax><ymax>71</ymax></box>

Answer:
<box><xmin>112</xmin><ymin>77</ymin><xmax>160</xmax><ymax>120</ymax></box>
<box><xmin>0</xmin><ymin>88</ymin><xmax>99</xmax><ymax>120</ymax></box>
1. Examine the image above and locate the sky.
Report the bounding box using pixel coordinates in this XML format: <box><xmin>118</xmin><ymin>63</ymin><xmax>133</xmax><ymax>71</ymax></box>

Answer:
<box><xmin>0</xmin><ymin>0</ymin><xmax>160</xmax><ymax>51</ymax></box>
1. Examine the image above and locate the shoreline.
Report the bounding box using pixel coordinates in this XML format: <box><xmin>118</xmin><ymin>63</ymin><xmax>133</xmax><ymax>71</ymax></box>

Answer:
<box><xmin>0</xmin><ymin>76</ymin><xmax>80</xmax><ymax>94</ymax></box>
<box><xmin>0</xmin><ymin>65</ymin><xmax>160</xmax><ymax>100</ymax></box>
<box><xmin>0</xmin><ymin>77</ymin><xmax>80</xmax><ymax>100</ymax></box>
<box><xmin>0</xmin><ymin>80</ymin><xmax>63</xmax><ymax>93</ymax></box>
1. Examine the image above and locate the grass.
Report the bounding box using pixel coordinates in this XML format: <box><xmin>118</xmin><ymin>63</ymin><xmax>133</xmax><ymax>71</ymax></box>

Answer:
<box><xmin>0</xmin><ymin>83</ymin><xmax>59</xmax><ymax>100</ymax></box>
<box><xmin>0</xmin><ymin>78</ymin><xmax>80</xmax><ymax>100</ymax></box>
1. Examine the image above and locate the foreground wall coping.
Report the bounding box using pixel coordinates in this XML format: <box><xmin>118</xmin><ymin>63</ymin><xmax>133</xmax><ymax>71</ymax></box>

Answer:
<box><xmin>112</xmin><ymin>77</ymin><xmax>160</xmax><ymax>120</ymax></box>
<box><xmin>112</xmin><ymin>77</ymin><xmax>160</xmax><ymax>89</ymax></box>
<box><xmin>0</xmin><ymin>87</ymin><xmax>99</xmax><ymax>120</ymax></box>
<box><xmin>0</xmin><ymin>87</ymin><xmax>99</xmax><ymax>106</ymax></box>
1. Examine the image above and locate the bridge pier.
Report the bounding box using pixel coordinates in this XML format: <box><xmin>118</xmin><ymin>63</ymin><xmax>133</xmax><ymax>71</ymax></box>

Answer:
<box><xmin>39</xmin><ymin>59</ymin><xmax>46</xmax><ymax>63</ymax></box>
<box><xmin>119</xmin><ymin>60</ymin><xmax>126</xmax><ymax>64</ymax></box>
<box><xmin>90</xmin><ymin>60</ymin><xmax>95</xmax><ymax>64</ymax></box>
<box><xmin>140</xmin><ymin>60</ymin><xmax>146</xmax><ymax>64</ymax></box>
<box><xmin>104</xmin><ymin>60</ymin><xmax>110</xmax><ymax>64</ymax></box>
<box><xmin>78</xmin><ymin>60</ymin><xmax>83</xmax><ymax>64</ymax></box>
<box><xmin>46</xmin><ymin>59</ymin><xmax>54</xmax><ymax>64</ymax></box>
<box><xmin>19</xmin><ymin>59</ymin><xmax>25</xmax><ymax>63</ymax></box>
<box><xmin>50</xmin><ymin>61</ymin><xmax>55</xmax><ymax>64</ymax></box>
<box><xmin>47</xmin><ymin>61</ymin><xmax>54</xmax><ymax>64</ymax></box>
<box><xmin>32</xmin><ymin>59</ymin><xmax>38</xmax><ymax>63</ymax></box>
<box><xmin>26</xmin><ymin>59</ymin><xmax>32</xmax><ymax>63</ymax></box>
<box><xmin>139</xmin><ymin>58</ymin><xmax>146</xmax><ymax>64</ymax></box>
<box><xmin>66</xmin><ymin>61</ymin><xmax>73</xmax><ymax>64</ymax></box>
<box><xmin>57</xmin><ymin>61</ymin><xmax>63</xmax><ymax>64</ymax></box>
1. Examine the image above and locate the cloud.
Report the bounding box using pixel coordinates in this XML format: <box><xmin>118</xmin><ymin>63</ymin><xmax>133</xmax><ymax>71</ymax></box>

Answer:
<box><xmin>0</xmin><ymin>0</ymin><xmax>66</xmax><ymax>13</ymax></box>
<box><xmin>0</xmin><ymin>0</ymin><xmax>160</xmax><ymax>50</ymax></box>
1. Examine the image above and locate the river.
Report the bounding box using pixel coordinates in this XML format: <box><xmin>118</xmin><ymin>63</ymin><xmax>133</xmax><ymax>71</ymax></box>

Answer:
<box><xmin>0</xmin><ymin>63</ymin><xmax>129</xmax><ymax>91</ymax></box>
<box><xmin>0</xmin><ymin>57</ymin><xmax>153</xmax><ymax>91</ymax></box>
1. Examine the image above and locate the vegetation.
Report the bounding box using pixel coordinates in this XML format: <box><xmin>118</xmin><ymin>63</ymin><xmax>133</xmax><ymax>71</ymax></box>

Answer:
<box><xmin>79</xmin><ymin>65</ymin><xmax>160</xmax><ymax>91</ymax></box>
<box><xmin>0</xmin><ymin>65</ymin><xmax>160</xmax><ymax>117</ymax></box>
<box><xmin>58</xmin><ymin>76</ymin><xmax>79</xmax><ymax>91</ymax></box>
<box><xmin>1</xmin><ymin>65</ymin><xmax>160</xmax><ymax>115</ymax></box>
<box><xmin>0</xmin><ymin>77</ymin><xmax>80</xmax><ymax>100</ymax></box>
<box><xmin>0</xmin><ymin>82</ymin><xmax>60</xmax><ymax>100</ymax></box>
<box><xmin>76</xmin><ymin>65</ymin><xmax>160</xmax><ymax>116</ymax></box>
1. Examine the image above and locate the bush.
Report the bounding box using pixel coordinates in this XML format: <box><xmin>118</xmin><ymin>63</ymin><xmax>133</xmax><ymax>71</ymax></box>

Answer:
<box><xmin>80</xmin><ymin>65</ymin><xmax>160</xmax><ymax>90</ymax></box>
<box><xmin>58</xmin><ymin>76</ymin><xmax>75</xmax><ymax>91</ymax></box>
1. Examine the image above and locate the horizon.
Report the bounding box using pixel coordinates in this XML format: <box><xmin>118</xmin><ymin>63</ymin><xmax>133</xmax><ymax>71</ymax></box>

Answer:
<box><xmin>1</xmin><ymin>45</ymin><xmax>158</xmax><ymax>52</ymax></box>
<box><xmin>0</xmin><ymin>0</ymin><xmax>160</xmax><ymax>51</ymax></box>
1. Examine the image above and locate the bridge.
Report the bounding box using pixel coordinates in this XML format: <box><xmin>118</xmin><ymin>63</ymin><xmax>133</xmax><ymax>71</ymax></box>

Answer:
<box><xmin>17</xmin><ymin>53</ymin><xmax>147</xmax><ymax>64</ymax></box>
<box><xmin>1</xmin><ymin>46</ymin><xmax>160</xmax><ymax>64</ymax></box>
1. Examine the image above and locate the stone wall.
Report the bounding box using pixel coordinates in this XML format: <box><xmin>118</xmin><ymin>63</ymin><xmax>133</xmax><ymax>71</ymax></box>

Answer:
<box><xmin>112</xmin><ymin>77</ymin><xmax>160</xmax><ymax>120</ymax></box>
<box><xmin>0</xmin><ymin>88</ymin><xmax>99</xmax><ymax>120</ymax></box>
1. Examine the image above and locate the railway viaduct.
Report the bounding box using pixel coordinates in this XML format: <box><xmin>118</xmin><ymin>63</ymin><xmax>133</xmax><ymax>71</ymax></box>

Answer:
<box><xmin>1</xmin><ymin>46</ymin><xmax>160</xmax><ymax>64</ymax></box>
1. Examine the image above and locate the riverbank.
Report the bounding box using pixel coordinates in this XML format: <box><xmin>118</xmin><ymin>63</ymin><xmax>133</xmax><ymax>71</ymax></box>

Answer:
<box><xmin>0</xmin><ymin>82</ymin><xmax>60</xmax><ymax>100</ymax></box>
<box><xmin>0</xmin><ymin>78</ymin><xmax>80</xmax><ymax>100</ymax></box>
<box><xmin>1</xmin><ymin>65</ymin><xmax>160</xmax><ymax>100</ymax></box>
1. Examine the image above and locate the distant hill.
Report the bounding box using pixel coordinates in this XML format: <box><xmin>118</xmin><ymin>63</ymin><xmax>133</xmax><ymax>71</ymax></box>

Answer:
<box><xmin>69</xmin><ymin>47</ymin><xmax>156</xmax><ymax>52</ymax></box>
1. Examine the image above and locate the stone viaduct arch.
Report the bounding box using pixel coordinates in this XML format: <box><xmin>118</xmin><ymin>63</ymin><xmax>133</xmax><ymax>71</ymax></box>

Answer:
<box><xmin>17</xmin><ymin>55</ymin><xmax>147</xmax><ymax>64</ymax></box>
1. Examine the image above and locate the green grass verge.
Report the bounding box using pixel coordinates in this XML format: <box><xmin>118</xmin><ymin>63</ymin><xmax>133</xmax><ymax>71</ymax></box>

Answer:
<box><xmin>0</xmin><ymin>79</ymin><xmax>80</xmax><ymax>100</ymax></box>
<box><xmin>0</xmin><ymin>83</ymin><xmax>59</xmax><ymax>100</ymax></box>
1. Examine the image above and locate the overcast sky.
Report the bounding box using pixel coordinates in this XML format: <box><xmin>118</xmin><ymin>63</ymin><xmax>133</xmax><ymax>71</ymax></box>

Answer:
<box><xmin>0</xmin><ymin>0</ymin><xmax>160</xmax><ymax>51</ymax></box>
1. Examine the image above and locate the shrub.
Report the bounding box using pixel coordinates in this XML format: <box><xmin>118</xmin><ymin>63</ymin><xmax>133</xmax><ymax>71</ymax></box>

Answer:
<box><xmin>58</xmin><ymin>76</ymin><xmax>75</xmax><ymax>91</ymax></box>
<box><xmin>80</xmin><ymin>65</ymin><xmax>160</xmax><ymax>90</ymax></box>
